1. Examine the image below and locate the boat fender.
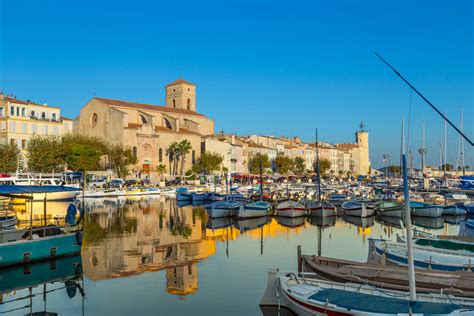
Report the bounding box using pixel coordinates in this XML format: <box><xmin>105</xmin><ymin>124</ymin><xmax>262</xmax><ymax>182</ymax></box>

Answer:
<box><xmin>75</xmin><ymin>230</ymin><xmax>83</xmax><ymax>245</ymax></box>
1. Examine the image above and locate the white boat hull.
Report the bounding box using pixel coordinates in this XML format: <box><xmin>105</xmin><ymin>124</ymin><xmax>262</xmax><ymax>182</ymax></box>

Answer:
<box><xmin>411</xmin><ymin>206</ymin><xmax>443</xmax><ymax>217</ymax></box>
<box><xmin>343</xmin><ymin>204</ymin><xmax>374</xmax><ymax>217</ymax></box>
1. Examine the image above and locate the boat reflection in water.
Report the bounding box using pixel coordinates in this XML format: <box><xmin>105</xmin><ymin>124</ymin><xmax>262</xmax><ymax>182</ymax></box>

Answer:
<box><xmin>412</xmin><ymin>215</ymin><xmax>445</xmax><ymax>229</ymax></box>
<box><xmin>0</xmin><ymin>255</ymin><xmax>84</xmax><ymax>315</ymax></box>
<box><xmin>309</xmin><ymin>215</ymin><xmax>336</xmax><ymax>228</ymax></box>
<box><xmin>234</xmin><ymin>217</ymin><xmax>269</xmax><ymax>233</ymax></box>
<box><xmin>277</xmin><ymin>216</ymin><xmax>304</xmax><ymax>228</ymax></box>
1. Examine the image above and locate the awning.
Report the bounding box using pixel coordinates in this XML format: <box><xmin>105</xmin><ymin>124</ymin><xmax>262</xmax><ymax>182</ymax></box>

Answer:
<box><xmin>0</xmin><ymin>185</ymin><xmax>80</xmax><ymax>196</ymax></box>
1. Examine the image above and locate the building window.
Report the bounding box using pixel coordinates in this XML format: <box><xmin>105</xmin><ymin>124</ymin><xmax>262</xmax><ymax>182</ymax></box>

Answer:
<box><xmin>22</xmin><ymin>139</ymin><xmax>26</xmax><ymax>149</ymax></box>
<box><xmin>10</xmin><ymin>106</ymin><xmax>14</xmax><ymax>116</ymax></box>
<box><xmin>10</xmin><ymin>139</ymin><xmax>15</xmax><ymax>146</ymax></box>
<box><xmin>21</xmin><ymin>108</ymin><xmax>26</xmax><ymax>117</ymax></box>
<box><xmin>0</xmin><ymin>107</ymin><xmax>3</xmax><ymax>117</ymax></box>
<box><xmin>42</xmin><ymin>112</ymin><xmax>46</xmax><ymax>119</ymax></box>
<box><xmin>187</xmin><ymin>98</ymin><xmax>191</xmax><ymax>110</ymax></box>
<box><xmin>192</xmin><ymin>150</ymin><xmax>195</xmax><ymax>164</ymax></box>
<box><xmin>32</xmin><ymin>124</ymin><xmax>37</xmax><ymax>134</ymax></box>
<box><xmin>52</xmin><ymin>113</ymin><xmax>57</xmax><ymax>121</ymax></box>
<box><xmin>172</xmin><ymin>99</ymin><xmax>176</xmax><ymax>108</ymax></box>
<box><xmin>163</xmin><ymin>118</ymin><xmax>172</xmax><ymax>130</ymax></box>
<box><xmin>9</xmin><ymin>122</ymin><xmax>16</xmax><ymax>132</ymax></box>
<box><xmin>132</xmin><ymin>146</ymin><xmax>137</xmax><ymax>160</ymax></box>
<box><xmin>31</xmin><ymin>110</ymin><xmax>35</xmax><ymax>118</ymax></box>
<box><xmin>53</xmin><ymin>126</ymin><xmax>59</xmax><ymax>135</ymax></box>
<box><xmin>159</xmin><ymin>148</ymin><xmax>163</xmax><ymax>162</ymax></box>
<box><xmin>22</xmin><ymin>123</ymin><xmax>26</xmax><ymax>133</ymax></box>
<box><xmin>16</xmin><ymin>107</ymin><xmax>20</xmax><ymax>116</ymax></box>
<box><xmin>139</xmin><ymin>114</ymin><xmax>148</xmax><ymax>125</ymax></box>
<box><xmin>91</xmin><ymin>113</ymin><xmax>98</xmax><ymax>127</ymax></box>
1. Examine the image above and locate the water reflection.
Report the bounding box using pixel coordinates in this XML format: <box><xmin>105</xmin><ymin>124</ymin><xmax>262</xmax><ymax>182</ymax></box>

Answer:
<box><xmin>0</xmin><ymin>255</ymin><xmax>84</xmax><ymax>315</ymax></box>
<box><xmin>0</xmin><ymin>196</ymin><xmax>463</xmax><ymax>315</ymax></box>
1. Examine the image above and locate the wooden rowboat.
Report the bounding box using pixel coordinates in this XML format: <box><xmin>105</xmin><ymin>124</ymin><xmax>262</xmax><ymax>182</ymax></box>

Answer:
<box><xmin>302</xmin><ymin>254</ymin><xmax>474</xmax><ymax>297</ymax></box>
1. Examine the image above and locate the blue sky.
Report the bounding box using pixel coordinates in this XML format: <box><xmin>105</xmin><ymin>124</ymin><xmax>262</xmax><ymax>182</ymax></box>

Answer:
<box><xmin>1</xmin><ymin>0</ymin><xmax>472</xmax><ymax>168</ymax></box>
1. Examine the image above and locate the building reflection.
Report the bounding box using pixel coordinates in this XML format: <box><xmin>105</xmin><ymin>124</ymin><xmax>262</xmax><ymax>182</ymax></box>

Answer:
<box><xmin>81</xmin><ymin>197</ymin><xmax>312</xmax><ymax>296</ymax></box>
<box><xmin>82</xmin><ymin>197</ymin><xmax>215</xmax><ymax>296</ymax></box>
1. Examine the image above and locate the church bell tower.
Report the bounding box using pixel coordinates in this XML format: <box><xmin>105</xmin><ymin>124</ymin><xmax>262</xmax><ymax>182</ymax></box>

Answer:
<box><xmin>165</xmin><ymin>79</ymin><xmax>196</xmax><ymax>112</ymax></box>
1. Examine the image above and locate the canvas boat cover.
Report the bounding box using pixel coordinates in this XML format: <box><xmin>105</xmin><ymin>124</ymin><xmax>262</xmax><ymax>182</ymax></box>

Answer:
<box><xmin>308</xmin><ymin>288</ymin><xmax>464</xmax><ymax>314</ymax></box>
<box><xmin>0</xmin><ymin>185</ymin><xmax>79</xmax><ymax>195</ymax></box>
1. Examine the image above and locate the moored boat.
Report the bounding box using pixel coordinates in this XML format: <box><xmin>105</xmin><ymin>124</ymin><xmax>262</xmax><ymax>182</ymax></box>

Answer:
<box><xmin>237</xmin><ymin>201</ymin><xmax>270</xmax><ymax>219</ymax></box>
<box><xmin>443</xmin><ymin>205</ymin><xmax>467</xmax><ymax>216</ymax></box>
<box><xmin>307</xmin><ymin>201</ymin><xmax>336</xmax><ymax>217</ymax></box>
<box><xmin>260</xmin><ymin>269</ymin><xmax>474</xmax><ymax>315</ymax></box>
<box><xmin>375</xmin><ymin>200</ymin><xmax>403</xmax><ymax>218</ymax></box>
<box><xmin>410</xmin><ymin>201</ymin><xmax>443</xmax><ymax>217</ymax></box>
<box><xmin>276</xmin><ymin>200</ymin><xmax>305</xmax><ymax>218</ymax></box>
<box><xmin>206</xmin><ymin>200</ymin><xmax>243</xmax><ymax>218</ymax></box>
<box><xmin>302</xmin><ymin>254</ymin><xmax>474</xmax><ymax>297</ymax></box>
<box><xmin>372</xmin><ymin>239</ymin><xmax>474</xmax><ymax>272</ymax></box>
<box><xmin>341</xmin><ymin>201</ymin><xmax>374</xmax><ymax>217</ymax></box>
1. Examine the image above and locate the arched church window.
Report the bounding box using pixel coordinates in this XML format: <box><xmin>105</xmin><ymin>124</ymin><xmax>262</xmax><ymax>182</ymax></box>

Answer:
<box><xmin>159</xmin><ymin>148</ymin><xmax>163</xmax><ymax>162</ymax></box>
<box><xmin>187</xmin><ymin>98</ymin><xmax>191</xmax><ymax>110</ymax></box>
<box><xmin>140</xmin><ymin>114</ymin><xmax>148</xmax><ymax>125</ymax></box>
<box><xmin>163</xmin><ymin>118</ymin><xmax>172</xmax><ymax>130</ymax></box>
<box><xmin>172</xmin><ymin>99</ymin><xmax>176</xmax><ymax>108</ymax></box>
<box><xmin>132</xmin><ymin>146</ymin><xmax>137</xmax><ymax>160</ymax></box>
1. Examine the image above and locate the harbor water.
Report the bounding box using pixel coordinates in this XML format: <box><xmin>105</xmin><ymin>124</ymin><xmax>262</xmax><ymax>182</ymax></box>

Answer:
<box><xmin>0</xmin><ymin>197</ymin><xmax>463</xmax><ymax>315</ymax></box>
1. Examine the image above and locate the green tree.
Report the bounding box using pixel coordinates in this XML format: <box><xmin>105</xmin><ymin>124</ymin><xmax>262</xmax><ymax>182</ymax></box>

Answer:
<box><xmin>440</xmin><ymin>163</ymin><xmax>454</xmax><ymax>171</ymax></box>
<box><xmin>293</xmin><ymin>157</ymin><xmax>306</xmax><ymax>175</ymax></box>
<box><xmin>26</xmin><ymin>135</ymin><xmax>65</xmax><ymax>172</ymax></box>
<box><xmin>248</xmin><ymin>153</ymin><xmax>271</xmax><ymax>174</ymax></box>
<box><xmin>319</xmin><ymin>158</ymin><xmax>331</xmax><ymax>175</ymax></box>
<box><xmin>65</xmin><ymin>144</ymin><xmax>103</xmax><ymax>171</ymax></box>
<box><xmin>192</xmin><ymin>152</ymin><xmax>223</xmax><ymax>174</ymax></box>
<box><xmin>178</xmin><ymin>139</ymin><xmax>192</xmax><ymax>176</ymax></box>
<box><xmin>109</xmin><ymin>144</ymin><xmax>137</xmax><ymax>178</ymax></box>
<box><xmin>275</xmin><ymin>155</ymin><xmax>293</xmax><ymax>175</ymax></box>
<box><xmin>62</xmin><ymin>133</ymin><xmax>107</xmax><ymax>171</ymax></box>
<box><xmin>0</xmin><ymin>143</ymin><xmax>20</xmax><ymax>172</ymax></box>
<box><xmin>388</xmin><ymin>165</ymin><xmax>401</xmax><ymax>174</ymax></box>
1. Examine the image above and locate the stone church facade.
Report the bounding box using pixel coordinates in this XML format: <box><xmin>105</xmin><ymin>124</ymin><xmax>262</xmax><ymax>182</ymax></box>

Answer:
<box><xmin>74</xmin><ymin>79</ymin><xmax>214</xmax><ymax>175</ymax></box>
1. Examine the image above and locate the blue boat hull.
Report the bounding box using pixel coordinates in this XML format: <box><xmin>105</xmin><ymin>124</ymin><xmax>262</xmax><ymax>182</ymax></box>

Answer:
<box><xmin>0</xmin><ymin>233</ymin><xmax>81</xmax><ymax>268</ymax></box>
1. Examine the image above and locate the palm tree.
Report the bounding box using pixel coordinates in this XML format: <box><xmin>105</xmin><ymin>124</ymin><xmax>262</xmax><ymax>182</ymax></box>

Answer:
<box><xmin>166</xmin><ymin>142</ymin><xmax>178</xmax><ymax>175</ymax></box>
<box><xmin>156</xmin><ymin>164</ymin><xmax>167</xmax><ymax>181</ymax></box>
<box><xmin>178</xmin><ymin>139</ymin><xmax>192</xmax><ymax>176</ymax></box>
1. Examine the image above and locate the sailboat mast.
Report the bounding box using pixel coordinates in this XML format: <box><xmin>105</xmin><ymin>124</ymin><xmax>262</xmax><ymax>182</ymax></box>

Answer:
<box><xmin>444</xmin><ymin>112</ymin><xmax>447</xmax><ymax>176</ymax></box>
<box><xmin>259</xmin><ymin>158</ymin><xmax>263</xmax><ymax>201</ymax></box>
<box><xmin>461</xmin><ymin>108</ymin><xmax>465</xmax><ymax>176</ymax></box>
<box><xmin>402</xmin><ymin>118</ymin><xmax>417</xmax><ymax>301</ymax></box>
<box><xmin>316</xmin><ymin>128</ymin><xmax>321</xmax><ymax>202</ymax></box>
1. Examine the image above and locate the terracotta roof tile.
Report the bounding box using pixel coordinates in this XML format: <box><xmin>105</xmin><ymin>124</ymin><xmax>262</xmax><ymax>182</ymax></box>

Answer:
<box><xmin>127</xmin><ymin>123</ymin><xmax>141</xmax><ymax>129</ymax></box>
<box><xmin>165</xmin><ymin>79</ymin><xmax>195</xmax><ymax>87</ymax></box>
<box><xmin>337</xmin><ymin>143</ymin><xmax>358</xmax><ymax>149</ymax></box>
<box><xmin>95</xmin><ymin>97</ymin><xmax>206</xmax><ymax>117</ymax></box>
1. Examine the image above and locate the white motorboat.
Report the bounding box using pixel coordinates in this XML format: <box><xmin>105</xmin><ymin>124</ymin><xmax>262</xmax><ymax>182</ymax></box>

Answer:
<box><xmin>374</xmin><ymin>200</ymin><xmax>403</xmax><ymax>218</ymax></box>
<box><xmin>236</xmin><ymin>201</ymin><xmax>270</xmax><ymax>219</ymax></box>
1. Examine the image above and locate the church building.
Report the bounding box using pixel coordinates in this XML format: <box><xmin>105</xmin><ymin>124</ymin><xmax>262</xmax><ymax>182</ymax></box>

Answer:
<box><xmin>74</xmin><ymin>79</ymin><xmax>214</xmax><ymax>175</ymax></box>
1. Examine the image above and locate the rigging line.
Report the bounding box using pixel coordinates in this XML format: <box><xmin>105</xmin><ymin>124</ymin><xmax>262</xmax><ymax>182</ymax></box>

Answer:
<box><xmin>374</xmin><ymin>52</ymin><xmax>473</xmax><ymax>146</ymax></box>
